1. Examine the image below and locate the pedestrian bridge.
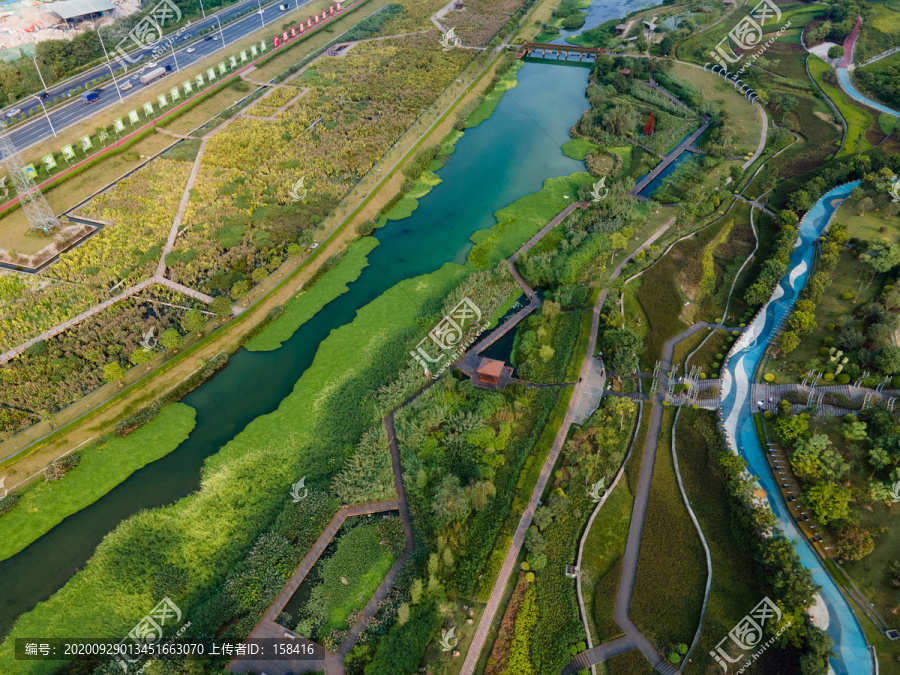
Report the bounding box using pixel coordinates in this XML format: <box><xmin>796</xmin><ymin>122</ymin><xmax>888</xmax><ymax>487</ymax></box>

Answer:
<box><xmin>516</xmin><ymin>42</ymin><xmax>610</xmax><ymax>60</ymax></box>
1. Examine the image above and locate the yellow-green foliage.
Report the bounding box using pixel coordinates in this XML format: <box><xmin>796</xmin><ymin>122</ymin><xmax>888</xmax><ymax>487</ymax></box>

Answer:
<box><xmin>506</xmin><ymin>585</ymin><xmax>538</xmax><ymax>675</ymax></box>
<box><xmin>695</xmin><ymin>219</ymin><xmax>735</xmax><ymax>305</ymax></box>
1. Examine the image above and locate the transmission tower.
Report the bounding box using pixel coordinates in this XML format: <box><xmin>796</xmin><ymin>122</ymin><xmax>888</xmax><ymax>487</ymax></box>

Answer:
<box><xmin>0</xmin><ymin>131</ymin><xmax>58</xmax><ymax>233</ymax></box>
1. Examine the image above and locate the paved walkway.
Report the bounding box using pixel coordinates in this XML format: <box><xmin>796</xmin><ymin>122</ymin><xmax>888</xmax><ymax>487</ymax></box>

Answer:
<box><xmin>742</xmin><ymin>103</ymin><xmax>768</xmax><ymax>169</ymax></box>
<box><xmin>461</xmin><ymin>214</ymin><xmax>676</xmax><ymax>675</ymax></box>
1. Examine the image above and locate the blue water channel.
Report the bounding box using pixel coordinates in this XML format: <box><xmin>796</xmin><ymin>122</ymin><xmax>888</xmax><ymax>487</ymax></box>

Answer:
<box><xmin>0</xmin><ymin>62</ymin><xmax>589</xmax><ymax>640</ymax></box>
<box><xmin>836</xmin><ymin>68</ymin><xmax>900</xmax><ymax>119</ymax></box>
<box><xmin>635</xmin><ymin>146</ymin><xmax>694</xmax><ymax>199</ymax></box>
<box><xmin>720</xmin><ymin>181</ymin><xmax>870</xmax><ymax>674</ymax></box>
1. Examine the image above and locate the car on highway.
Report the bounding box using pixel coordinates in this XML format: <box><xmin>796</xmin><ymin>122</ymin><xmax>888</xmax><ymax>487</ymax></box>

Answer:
<box><xmin>279</xmin><ymin>3</ymin><xmax>289</xmax><ymax>9</ymax></box>
<box><xmin>183</xmin><ymin>34</ymin><xmax>192</xmax><ymax>40</ymax></box>
<box><xmin>92</xmin><ymin>88</ymin><xmax>103</xmax><ymax>94</ymax></box>
<box><xmin>187</xmin><ymin>47</ymin><xmax>196</xmax><ymax>53</ymax></box>
<box><xmin>37</xmin><ymin>92</ymin><xmax>49</xmax><ymax>100</ymax></box>
<box><xmin>147</xmin><ymin>61</ymin><xmax>158</xmax><ymax>68</ymax></box>
<box><xmin>5</xmin><ymin>108</ymin><xmax>20</xmax><ymax>118</ymax></box>
<box><xmin>257</xmin><ymin>8</ymin><xmax>264</xmax><ymax>13</ymax></box>
<box><xmin>204</xmin><ymin>35</ymin><xmax>214</xmax><ymax>41</ymax></box>
<box><xmin>213</xmin><ymin>35</ymin><xmax>220</xmax><ymax>40</ymax></box>
<box><xmin>121</xmin><ymin>81</ymin><xmax>133</xmax><ymax>91</ymax></box>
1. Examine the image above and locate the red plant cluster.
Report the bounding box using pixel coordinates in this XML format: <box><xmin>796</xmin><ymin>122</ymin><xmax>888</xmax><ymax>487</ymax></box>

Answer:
<box><xmin>643</xmin><ymin>113</ymin><xmax>656</xmax><ymax>136</ymax></box>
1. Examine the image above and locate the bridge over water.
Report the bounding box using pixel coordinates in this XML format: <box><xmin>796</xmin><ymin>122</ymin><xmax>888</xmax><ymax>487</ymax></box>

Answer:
<box><xmin>516</xmin><ymin>42</ymin><xmax>611</xmax><ymax>61</ymax></box>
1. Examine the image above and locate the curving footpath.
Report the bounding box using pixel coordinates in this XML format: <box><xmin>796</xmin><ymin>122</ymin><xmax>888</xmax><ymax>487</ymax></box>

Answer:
<box><xmin>461</xmin><ymin>215</ymin><xmax>676</xmax><ymax>675</ymax></box>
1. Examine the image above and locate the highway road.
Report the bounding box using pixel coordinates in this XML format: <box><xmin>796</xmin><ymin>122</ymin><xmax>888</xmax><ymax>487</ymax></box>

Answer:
<box><xmin>1</xmin><ymin>0</ymin><xmax>319</xmax><ymax>154</ymax></box>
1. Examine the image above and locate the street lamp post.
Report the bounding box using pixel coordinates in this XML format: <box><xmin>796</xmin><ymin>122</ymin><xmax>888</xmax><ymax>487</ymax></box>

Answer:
<box><xmin>31</xmin><ymin>56</ymin><xmax>49</xmax><ymax>93</ymax></box>
<box><xmin>170</xmin><ymin>41</ymin><xmax>181</xmax><ymax>72</ymax></box>
<box><xmin>32</xmin><ymin>94</ymin><xmax>56</xmax><ymax>137</ymax></box>
<box><xmin>94</xmin><ymin>27</ymin><xmax>125</xmax><ymax>103</ymax></box>
<box><xmin>213</xmin><ymin>16</ymin><xmax>226</xmax><ymax>48</ymax></box>
<box><xmin>256</xmin><ymin>0</ymin><xmax>265</xmax><ymax>28</ymax></box>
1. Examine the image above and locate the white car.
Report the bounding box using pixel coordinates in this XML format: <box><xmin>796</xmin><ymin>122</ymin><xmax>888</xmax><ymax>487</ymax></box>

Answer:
<box><xmin>187</xmin><ymin>47</ymin><xmax>196</xmax><ymax>53</ymax></box>
<box><xmin>213</xmin><ymin>35</ymin><xmax>220</xmax><ymax>40</ymax></box>
<box><xmin>257</xmin><ymin>8</ymin><xmax>264</xmax><ymax>13</ymax></box>
<box><xmin>147</xmin><ymin>61</ymin><xmax>158</xmax><ymax>68</ymax></box>
<box><xmin>121</xmin><ymin>82</ymin><xmax>133</xmax><ymax>91</ymax></box>
<box><xmin>5</xmin><ymin>108</ymin><xmax>20</xmax><ymax>118</ymax></box>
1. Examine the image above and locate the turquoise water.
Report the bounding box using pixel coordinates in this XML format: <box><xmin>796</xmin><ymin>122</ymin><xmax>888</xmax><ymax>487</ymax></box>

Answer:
<box><xmin>837</xmin><ymin>68</ymin><xmax>899</xmax><ymax>119</ymax></box>
<box><xmin>0</xmin><ymin>62</ymin><xmax>589</xmax><ymax>639</ymax></box>
<box><xmin>550</xmin><ymin>0</ymin><xmax>652</xmax><ymax>45</ymax></box>
<box><xmin>720</xmin><ymin>182</ymin><xmax>870</xmax><ymax>675</ymax></box>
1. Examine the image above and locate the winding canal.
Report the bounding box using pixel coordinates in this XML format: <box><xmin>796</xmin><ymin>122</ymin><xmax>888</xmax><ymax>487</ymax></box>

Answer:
<box><xmin>720</xmin><ymin>182</ymin><xmax>871</xmax><ymax>675</ymax></box>
<box><xmin>0</xmin><ymin>62</ymin><xmax>589</xmax><ymax>638</ymax></box>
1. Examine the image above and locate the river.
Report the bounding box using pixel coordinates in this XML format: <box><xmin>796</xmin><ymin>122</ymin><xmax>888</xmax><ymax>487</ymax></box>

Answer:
<box><xmin>720</xmin><ymin>181</ymin><xmax>871</xmax><ymax>675</ymax></box>
<box><xmin>0</xmin><ymin>61</ymin><xmax>589</xmax><ymax>639</ymax></box>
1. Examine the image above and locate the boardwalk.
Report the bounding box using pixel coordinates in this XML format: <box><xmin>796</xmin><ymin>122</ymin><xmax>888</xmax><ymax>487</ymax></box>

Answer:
<box><xmin>458</xmin><ymin>202</ymin><xmax>587</xmax><ymax>379</ymax></box>
<box><xmin>228</xmin><ymin>500</ymin><xmax>399</xmax><ymax>675</ymax></box>
<box><xmin>631</xmin><ymin>121</ymin><xmax>710</xmax><ymax>198</ymax></box>
<box><xmin>461</xmin><ymin>215</ymin><xmax>676</xmax><ymax>675</ymax></box>
<box><xmin>0</xmin><ymin>278</ymin><xmax>153</xmax><ymax>364</ymax></box>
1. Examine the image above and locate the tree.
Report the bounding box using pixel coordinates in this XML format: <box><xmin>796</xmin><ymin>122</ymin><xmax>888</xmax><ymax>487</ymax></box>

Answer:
<box><xmin>159</xmin><ymin>328</ymin><xmax>184</xmax><ymax>357</ymax></box>
<box><xmin>868</xmin><ymin>435</ymin><xmax>900</xmax><ymax>471</ymax></box>
<box><xmin>788</xmin><ymin>310</ymin><xmax>816</xmax><ymax>334</ymax></box>
<box><xmin>836</xmin><ymin>525</ymin><xmax>874</xmax><ymax>561</ymax></box>
<box><xmin>539</xmin><ymin>345</ymin><xmax>555</xmax><ymax>362</ymax></box>
<box><xmin>875</xmin><ymin>346</ymin><xmax>900</xmax><ymax>374</ymax></box>
<box><xmin>432</xmin><ymin>475</ymin><xmax>470</xmax><ymax>522</ymax></box>
<box><xmin>103</xmin><ymin>361</ymin><xmax>125</xmax><ymax>386</ymax></box>
<box><xmin>231</xmin><ymin>280</ymin><xmax>249</xmax><ymax>301</ymax></box>
<box><xmin>659</xmin><ymin>33</ymin><xmax>674</xmax><ymax>55</ymax></box>
<box><xmin>129</xmin><ymin>347</ymin><xmax>154</xmax><ymax>370</ymax></box>
<box><xmin>858</xmin><ymin>197</ymin><xmax>874</xmax><ymax>216</ymax></box>
<box><xmin>211</xmin><ymin>296</ymin><xmax>232</xmax><ymax>320</ymax></box>
<box><xmin>778</xmin><ymin>330</ymin><xmax>801</xmax><ymax>354</ymax></box>
<box><xmin>183</xmin><ymin>309</ymin><xmax>206</xmax><ymax>336</ymax></box>
<box><xmin>827</xmin><ymin>45</ymin><xmax>845</xmax><ymax>60</ymax></box>
<box><xmin>864</xmin><ymin>240</ymin><xmax>900</xmax><ymax>274</ymax></box>
<box><xmin>841</xmin><ymin>419</ymin><xmax>867</xmax><ymax>441</ymax></box>
<box><xmin>802</xmin><ymin>481</ymin><xmax>850</xmax><ymax>525</ymax></box>
<box><xmin>775</xmin><ymin>413</ymin><xmax>809</xmax><ymax>446</ymax></box>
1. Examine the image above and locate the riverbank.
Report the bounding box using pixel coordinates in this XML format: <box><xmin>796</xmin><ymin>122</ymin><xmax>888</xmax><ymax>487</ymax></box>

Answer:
<box><xmin>0</xmin><ymin>59</ymin><xmax>594</xmax><ymax>669</ymax></box>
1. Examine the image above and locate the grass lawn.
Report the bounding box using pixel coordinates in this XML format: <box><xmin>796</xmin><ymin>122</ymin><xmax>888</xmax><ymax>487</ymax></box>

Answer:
<box><xmin>667</xmin><ymin>63</ymin><xmax>761</xmax><ymax>153</ymax></box>
<box><xmin>0</xmin><ymin>403</ymin><xmax>195</xmax><ymax>561</ymax></box>
<box><xmin>245</xmin><ymin>237</ymin><xmax>378</xmax><ymax>351</ymax></box>
<box><xmin>808</xmin><ymin>55</ymin><xmax>873</xmax><ymax>158</ymax></box>
<box><xmin>469</xmin><ymin>172</ymin><xmax>594</xmax><ymax>268</ymax></box>
<box><xmin>634</xmin><ymin>220</ymin><xmax>731</xmax><ymax>368</ymax></box>
<box><xmin>0</xmin><ymin>131</ymin><xmax>177</xmax><ymax>254</ymax></box>
<box><xmin>675</xmin><ymin>408</ymin><xmax>782</xmax><ymax>674</ymax></box>
<box><xmin>467</xmin><ymin>61</ymin><xmax>523</xmax><ymax>128</ymax></box>
<box><xmin>562</xmin><ymin>138</ymin><xmax>600</xmax><ymax>160</ymax></box>
<box><xmin>631</xmin><ymin>407</ymin><xmax>705</xmax><ymax>656</ymax></box>
<box><xmin>686</xmin><ymin>329</ymin><xmax>731</xmax><ymax>380</ymax></box>
<box><xmin>160</xmin><ymin>81</ymin><xmax>261</xmax><ymax>135</ymax></box>
<box><xmin>836</xmin><ymin>196</ymin><xmax>900</xmax><ymax>242</ymax></box>
<box><xmin>581</xmin><ymin>483</ymin><xmax>632</xmax><ymax>643</ymax></box>
<box><xmin>302</xmin><ymin>520</ymin><xmax>399</xmax><ymax>638</ymax></box>
<box><xmin>764</xmin><ymin>247</ymin><xmax>881</xmax><ymax>384</ymax></box>
<box><xmin>582</xmin><ymin>401</ymin><xmax>652</xmax><ymax>645</ymax></box>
